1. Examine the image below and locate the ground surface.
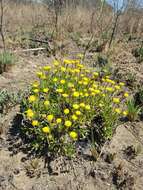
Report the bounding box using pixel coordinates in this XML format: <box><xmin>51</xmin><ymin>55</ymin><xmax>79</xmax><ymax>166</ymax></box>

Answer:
<box><xmin>0</xmin><ymin>40</ymin><xmax>143</xmax><ymax>190</ymax></box>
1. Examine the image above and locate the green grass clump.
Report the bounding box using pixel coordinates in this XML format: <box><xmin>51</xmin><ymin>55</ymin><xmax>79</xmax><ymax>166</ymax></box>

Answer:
<box><xmin>126</xmin><ymin>99</ymin><xmax>141</xmax><ymax>121</ymax></box>
<box><xmin>21</xmin><ymin>56</ymin><xmax>129</xmax><ymax>157</ymax></box>
<box><xmin>0</xmin><ymin>51</ymin><xmax>15</xmax><ymax>74</ymax></box>
<box><xmin>0</xmin><ymin>89</ymin><xmax>23</xmax><ymax>115</ymax></box>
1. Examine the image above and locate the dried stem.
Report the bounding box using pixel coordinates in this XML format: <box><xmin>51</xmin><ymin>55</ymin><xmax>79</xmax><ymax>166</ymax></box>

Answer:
<box><xmin>0</xmin><ymin>0</ymin><xmax>6</xmax><ymax>51</ymax></box>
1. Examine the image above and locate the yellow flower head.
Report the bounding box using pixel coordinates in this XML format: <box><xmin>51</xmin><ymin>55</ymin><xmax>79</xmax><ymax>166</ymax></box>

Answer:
<box><xmin>102</xmin><ymin>93</ymin><xmax>106</xmax><ymax>97</ymax></box>
<box><xmin>26</xmin><ymin>109</ymin><xmax>34</xmax><ymax>118</ymax></box>
<box><xmin>83</xmin><ymin>81</ymin><xmax>88</xmax><ymax>86</ymax></box>
<box><xmin>32</xmin><ymin>81</ymin><xmax>39</xmax><ymax>88</ymax></box>
<box><xmin>32</xmin><ymin>120</ymin><xmax>39</xmax><ymax>127</ymax></box>
<box><xmin>106</xmin><ymin>87</ymin><xmax>114</xmax><ymax>92</ymax></box>
<box><xmin>43</xmin><ymin>66</ymin><xmax>51</xmax><ymax>71</ymax></box>
<box><xmin>73</xmin><ymin>104</ymin><xmax>79</xmax><ymax>110</ymax></box>
<box><xmin>69</xmin><ymin>131</ymin><xmax>78</xmax><ymax>140</ymax></box>
<box><xmin>43</xmin><ymin>88</ymin><xmax>49</xmax><ymax>93</ymax></box>
<box><xmin>61</xmin><ymin>67</ymin><xmax>66</xmax><ymax>72</ymax></box>
<box><xmin>53</xmin><ymin>60</ymin><xmax>60</xmax><ymax>66</ymax></box>
<box><xmin>85</xmin><ymin>105</ymin><xmax>91</xmax><ymax>110</ymax></box>
<box><xmin>60</xmin><ymin>79</ymin><xmax>66</xmax><ymax>84</ymax></box>
<box><xmin>124</xmin><ymin>92</ymin><xmax>129</xmax><ymax>98</ymax></box>
<box><xmin>91</xmin><ymin>92</ymin><xmax>95</xmax><ymax>96</ymax></box>
<box><xmin>77</xmin><ymin>64</ymin><xmax>84</xmax><ymax>68</ymax></box>
<box><xmin>115</xmin><ymin>85</ymin><xmax>121</xmax><ymax>90</ymax></box>
<box><xmin>83</xmin><ymin>77</ymin><xmax>89</xmax><ymax>81</ymax></box>
<box><xmin>33</xmin><ymin>89</ymin><xmax>39</xmax><ymax>93</ymax></box>
<box><xmin>123</xmin><ymin>111</ymin><xmax>128</xmax><ymax>116</ymax></box>
<box><xmin>72</xmin><ymin>114</ymin><xmax>78</xmax><ymax>121</ymax></box>
<box><xmin>115</xmin><ymin>108</ymin><xmax>121</xmax><ymax>114</ymax></box>
<box><xmin>75</xmin><ymin>60</ymin><xmax>80</xmax><ymax>64</ymax></box>
<box><xmin>53</xmin><ymin>77</ymin><xmax>58</xmax><ymax>82</ymax></box>
<box><xmin>78</xmin><ymin>81</ymin><xmax>82</xmax><ymax>85</ymax></box>
<box><xmin>102</xmin><ymin>78</ymin><xmax>106</xmax><ymax>82</ymax></box>
<box><xmin>28</xmin><ymin>95</ymin><xmax>36</xmax><ymax>103</ymax></box>
<box><xmin>84</xmin><ymin>93</ymin><xmax>89</xmax><ymax>97</ymax></box>
<box><xmin>68</xmin><ymin>83</ymin><xmax>74</xmax><ymax>88</ymax></box>
<box><xmin>89</xmin><ymin>88</ymin><xmax>94</xmax><ymax>92</ymax></box>
<box><xmin>80</xmin><ymin>103</ymin><xmax>85</xmax><ymax>108</ymax></box>
<box><xmin>44</xmin><ymin>100</ymin><xmax>50</xmax><ymax>106</ymax></box>
<box><xmin>56</xmin><ymin>118</ymin><xmax>62</xmax><ymax>124</ymax></box>
<box><xmin>56</xmin><ymin>88</ymin><xmax>63</xmax><ymax>93</ymax></box>
<box><xmin>93</xmin><ymin>72</ymin><xmax>99</xmax><ymax>77</ymax></box>
<box><xmin>41</xmin><ymin>74</ymin><xmax>46</xmax><ymax>80</ymax></box>
<box><xmin>64</xmin><ymin>59</ymin><xmax>72</xmax><ymax>64</ymax></box>
<box><xmin>94</xmin><ymin>89</ymin><xmax>101</xmax><ymax>94</ymax></box>
<box><xmin>47</xmin><ymin>114</ymin><xmax>54</xmax><ymax>122</ymax></box>
<box><xmin>74</xmin><ymin>69</ymin><xmax>80</xmax><ymax>73</ymax></box>
<box><xmin>113</xmin><ymin>98</ymin><xmax>120</xmax><ymax>104</ymax></box>
<box><xmin>62</xmin><ymin>94</ymin><xmax>69</xmax><ymax>98</ymax></box>
<box><xmin>42</xmin><ymin>126</ymin><xmax>50</xmax><ymax>133</ymax></box>
<box><xmin>64</xmin><ymin>108</ymin><xmax>70</xmax><ymax>115</ymax></box>
<box><xmin>92</xmin><ymin>84</ymin><xmax>98</xmax><ymax>88</ymax></box>
<box><xmin>85</xmin><ymin>69</ymin><xmax>90</xmax><ymax>73</ymax></box>
<box><xmin>65</xmin><ymin>120</ymin><xmax>72</xmax><ymax>127</ymax></box>
<box><xmin>75</xmin><ymin>110</ymin><xmax>81</xmax><ymax>116</ymax></box>
<box><xmin>36</xmin><ymin>71</ymin><xmax>43</xmax><ymax>77</ymax></box>
<box><xmin>106</xmin><ymin>79</ymin><xmax>115</xmax><ymax>84</ymax></box>
<box><xmin>119</xmin><ymin>82</ymin><xmax>125</xmax><ymax>86</ymax></box>
<box><xmin>73</xmin><ymin>91</ymin><xmax>80</xmax><ymax>97</ymax></box>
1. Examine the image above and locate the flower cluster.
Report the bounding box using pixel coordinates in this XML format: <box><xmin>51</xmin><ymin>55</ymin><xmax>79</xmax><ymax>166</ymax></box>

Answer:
<box><xmin>22</xmin><ymin>56</ymin><xmax>129</xmax><ymax>156</ymax></box>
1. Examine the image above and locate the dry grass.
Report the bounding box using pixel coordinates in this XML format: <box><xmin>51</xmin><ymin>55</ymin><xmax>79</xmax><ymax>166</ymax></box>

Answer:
<box><xmin>0</xmin><ymin>1</ymin><xmax>143</xmax><ymax>49</ymax></box>
<box><xmin>4</xmin><ymin>2</ymin><xmax>53</xmax><ymax>33</ymax></box>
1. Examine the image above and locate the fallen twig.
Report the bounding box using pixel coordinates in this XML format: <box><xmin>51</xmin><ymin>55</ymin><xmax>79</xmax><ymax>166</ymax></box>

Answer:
<box><xmin>13</xmin><ymin>47</ymin><xmax>46</xmax><ymax>53</ymax></box>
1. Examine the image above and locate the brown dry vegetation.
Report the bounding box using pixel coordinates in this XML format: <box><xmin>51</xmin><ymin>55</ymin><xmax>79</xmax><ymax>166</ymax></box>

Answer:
<box><xmin>0</xmin><ymin>1</ymin><xmax>143</xmax><ymax>190</ymax></box>
<box><xmin>1</xmin><ymin>0</ymin><xmax>143</xmax><ymax>50</ymax></box>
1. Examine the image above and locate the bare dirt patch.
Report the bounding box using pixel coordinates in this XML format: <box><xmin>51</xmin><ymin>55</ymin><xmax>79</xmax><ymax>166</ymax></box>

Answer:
<box><xmin>0</xmin><ymin>53</ymin><xmax>51</xmax><ymax>92</ymax></box>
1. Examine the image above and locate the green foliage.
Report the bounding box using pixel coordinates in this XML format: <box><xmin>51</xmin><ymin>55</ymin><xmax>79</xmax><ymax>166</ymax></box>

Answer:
<box><xmin>135</xmin><ymin>87</ymin><xmax>143</xmax><ymax>105</ymax></box>
<box><xmin>132</xmin><ymin>45</ymin><xmax>143</xmax><ymax>63</ymax></box>
<box><xmin>0</xmin><ymin>89</ymin><xmax>23</xmax><ymax>115</ymax></box>
<box><xmin>127</xmin><ymin>99</ymin><xmax>141</xmax><ymax>121</ymax></box>
<box><xmin>0</xmin><ymin>51</ymin><xmax>15</xmax><ymax>74</ymax></box>
<box><xmin>125</xmin><ymin>72</ymin><xmax>137</xmax><ymax>88</ymax></box>
<box><xmin>94</xmin><ymin>54</ymin><xmax>109</xmax><ymax>68</ymax></box>
<box><xmin>21</xmin><ymin>57</ymin><xmax>129</xmax><ymax>157</ymax></box>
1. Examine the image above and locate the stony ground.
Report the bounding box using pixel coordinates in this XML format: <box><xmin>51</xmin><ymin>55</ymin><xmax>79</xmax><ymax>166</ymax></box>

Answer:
<box><xmin>0</xmin><ymin>40</ymin><xmax>143</xmax><ymax>190</ymax></box>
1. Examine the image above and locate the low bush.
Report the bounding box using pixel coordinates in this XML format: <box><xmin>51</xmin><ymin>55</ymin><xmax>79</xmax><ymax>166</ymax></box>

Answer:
<box><xmin>21</xmin><ymin>56</ymin><xmax>129</xmax><ymax>157</ymax></box>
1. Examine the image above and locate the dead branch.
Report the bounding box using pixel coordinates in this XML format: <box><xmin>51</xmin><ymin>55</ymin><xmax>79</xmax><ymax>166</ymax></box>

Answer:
<box><xmin>13</xmin><ymin>47</ymin><xmax>46</xmax><ymax>53</ymax></box>
<box><xmin>0</xmin><ymin>0</ymin><xmax>6</xmax><ymax>51</ymax></box>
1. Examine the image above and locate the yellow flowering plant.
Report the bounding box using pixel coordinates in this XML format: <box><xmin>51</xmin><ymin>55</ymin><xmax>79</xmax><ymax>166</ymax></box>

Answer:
<box><xmin>21</xmin><ymin>57</ymin><xmax>129</xmax><ymax>157</ymax></box>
